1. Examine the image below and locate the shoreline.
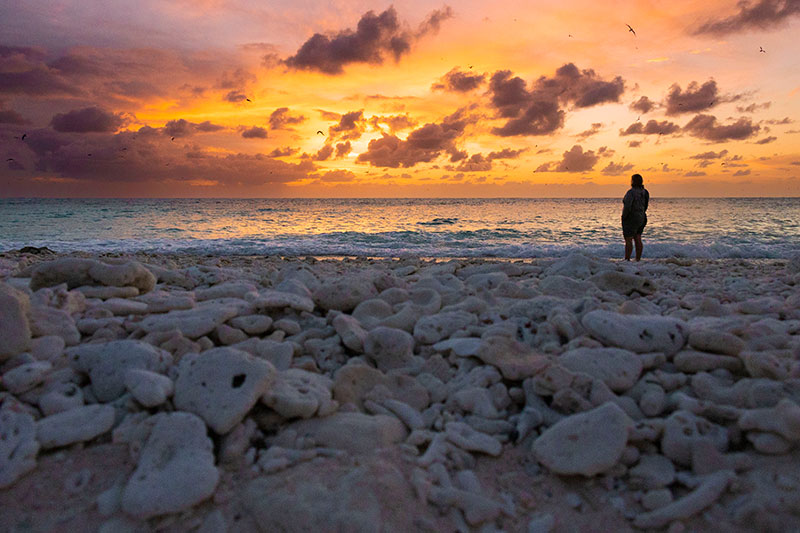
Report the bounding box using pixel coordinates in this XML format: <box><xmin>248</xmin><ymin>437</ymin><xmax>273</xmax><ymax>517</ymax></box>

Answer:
<box><xmin>1</xmin><ymin>251</ymin><xmax>799</xmax><ymax>531</ymax></box>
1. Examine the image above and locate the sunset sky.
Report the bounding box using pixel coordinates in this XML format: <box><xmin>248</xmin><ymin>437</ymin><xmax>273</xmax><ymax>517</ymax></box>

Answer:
<box><xmin>1</xmin><ymin>0</ymin><xmax>799</xmax><ymax>197</ymax></box>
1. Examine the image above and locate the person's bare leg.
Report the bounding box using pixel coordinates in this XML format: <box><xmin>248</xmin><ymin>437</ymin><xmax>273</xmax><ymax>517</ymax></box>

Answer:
<box><xmin>634</xmin><ymin>234</ymin><xmax>643</xmax><ymax>261</ymax></box>
<box><xmin>624</xmin><ymin>237</ymin><xmax>633</xmax><ymax>260</ymax></box>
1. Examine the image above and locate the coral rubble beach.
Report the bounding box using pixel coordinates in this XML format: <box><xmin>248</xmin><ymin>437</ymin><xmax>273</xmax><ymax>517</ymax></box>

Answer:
<box><xmin>1</xmin><ymin>250</ymin><xmax>800</xmax><ymax>532</ymax></box>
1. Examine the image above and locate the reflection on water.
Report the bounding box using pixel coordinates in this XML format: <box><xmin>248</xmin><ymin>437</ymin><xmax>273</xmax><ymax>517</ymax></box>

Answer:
<box><xmin>1</xmin><ymin>198</ymin><xmax>799</xmax><ymax>258</ymax></box>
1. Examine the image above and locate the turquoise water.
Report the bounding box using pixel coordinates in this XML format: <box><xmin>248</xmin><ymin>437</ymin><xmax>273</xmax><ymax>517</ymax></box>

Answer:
<box><xmin>1</xmin><ymin>198</ymin><xmax>799</xmax><ymax>258</ymax></box>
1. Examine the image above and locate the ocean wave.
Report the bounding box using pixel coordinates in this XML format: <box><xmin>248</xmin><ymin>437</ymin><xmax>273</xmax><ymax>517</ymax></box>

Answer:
<box><xmin>417</xmin><ymin>217</ymin><xmax>458</xmax><ymax>226</ymax></box>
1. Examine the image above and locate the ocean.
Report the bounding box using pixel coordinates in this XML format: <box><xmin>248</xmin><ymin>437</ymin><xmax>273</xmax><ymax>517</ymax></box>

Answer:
<box><xmin>1</xmin><ymin>198</ymin><xmax>799</xmax><ymax>259</ymax></box>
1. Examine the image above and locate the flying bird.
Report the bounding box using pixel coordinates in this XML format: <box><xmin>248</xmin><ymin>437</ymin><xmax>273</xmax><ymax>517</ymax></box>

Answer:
<box><xmin>6</xmin><ymin>158</ymin><xmax>14</xmax><ymax>161</ymax></box>
<box><xmin>21</xmin><ymin>133</ymin><xmax>27</xmax><ymax>140</ymax></box>
<box><xmin>171</xmin><ymin>136</ymin><xmax>175</xmax><ymax>141</ymax></box>
<box><xmin>626</xmin><ymin>24</ymin><xmax>636</xmax><ymax>36</ymax></box>
<box><xmin>759</xmin><ymin>47</ymin><xmax>766</xmax><ymax>53</ymax></box>
<box><xmin>316</xmin><ymin>130</ymin><xmax>325</xmax><ymax>136</ymax></box>
<box><xmin>246</xmin><ymin>98</ymin><xmax>252</xmax><ymax>102</ymax></box>
<box><xmin>568</xmin><ymin>34</ymin><xmax>573</xmax><ymax>38</ymax></box>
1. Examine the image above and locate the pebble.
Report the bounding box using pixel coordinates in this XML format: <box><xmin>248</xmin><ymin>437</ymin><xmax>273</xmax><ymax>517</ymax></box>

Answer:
<box><xmin>0</xmin><ymin>283</ymin><xmax>31</xmax><ymax>360</ymax></box>
<box><xmin>36</xmin><ymin>404</ymin><xmax>116</xmax><ymax>449</ymax></box>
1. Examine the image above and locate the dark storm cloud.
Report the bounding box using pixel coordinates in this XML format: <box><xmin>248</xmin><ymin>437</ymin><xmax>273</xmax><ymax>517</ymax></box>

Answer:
<box><xmin>693</xmin><ymin>0</ymin><xmax>800</xmax><ymax>35</ymax></box>
<box><xmin>602</xmin><ymin>161</ymin><xmax>634</xmax><ymax>175</ymax></box>
<box><xmin>755</xmin><ymin>135</ymin><xmax>777</xmax><ymax>144</ymax></box>
<box><xmin>665</xmin><ymin>80</ymin><xmax>718</xmax><ymax>115</ymax></box>
<box><xmin>488</xmin><ymin>64</ymin><xmax>625</xmax><ymax>137</ymax></box>
<box><xmin>690</xmin><ymin>149</ymin><xmax>729</xmax><ymax>159</ymax></box>
<box><xmin>50</xmin><ymin>107</ymin><xmax>124</xmax><ymax>133</ymax></box>
<box><xmin>432</xmin><ymin>68</ymin><xmax>486</xmax><ymax>92</ymax></box>
<box><xmin>356</xmin><ymin>108</ymin><xmax>472</xmax><ymax>168</ymax></box>
<box><xmin>619</xmin><ymin>119</ymin><xmax>680</xmax><ymax>136</ymax></box>
<box><xmin>536</xmin><ymin>145</ymin><xmax>599</xmax><ymax>173</ymax></box>
<box><xmin>329</xmin><ymin>110</ymin><xmax>366</xmax><ymax>140</ymax></box>
<box><xmin>630</xmin><ymin>96</ymin><xmax>655</xmax><ymax>114</ymax></box>
<box><xmin>241</xmin><ymin>126</ymin><xmax>268</xmax><ymax>139</ymax></box>
<box><xmin>683</xmin><ymin>114</ymin><xmax>760</xmax><ymax>141</ymax></box>
<box><xmin>0</xmin><ymin>67</ymin><xmax>78</xmax><ymax>96</ymax></box>
<box><xmin>268</xmin><ymin>108</ymin><xmax>306</xmax><ymax>130</ymax></box>
<box><xmin>163</xmin><ymin>119</ymin><xmax>224</xmax><ymax>138</ymax></box>
<box><xmin>335</xmin><ymin>141</ymin><xmax>351</xmax><ymax>158</ymax></box>
<box><xmin>284</xmin><ymin>6</ymin><xmax>452</xmax><ymax>75</ymax></box>
<box><xmin>0</xmin><ymin>123</ymin><xmax>315</xmax><ymax>193</ymax></box>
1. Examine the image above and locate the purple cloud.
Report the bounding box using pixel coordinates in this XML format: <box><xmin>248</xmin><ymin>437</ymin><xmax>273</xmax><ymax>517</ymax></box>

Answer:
<box><xmin>50</xmin><ymin>107</ymin><xmax>124</xmax><ymax>133</ymax></box>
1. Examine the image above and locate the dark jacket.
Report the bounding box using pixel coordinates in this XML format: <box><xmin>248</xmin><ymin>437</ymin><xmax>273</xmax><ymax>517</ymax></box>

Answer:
<box><xmin>622</xmin><ymin>187</ymin><xmax>649</xmax><ymax>220</ymax></box>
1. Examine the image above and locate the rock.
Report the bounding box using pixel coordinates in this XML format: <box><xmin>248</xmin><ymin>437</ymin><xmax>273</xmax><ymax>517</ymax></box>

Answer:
<box><xmin>0</xmin><ymin>283</ymin><xmax>31</xmax><ymax>360</ymax></box>
<box><xmin>445</xmin><ymin>422</ymin><xmax>503</xmax><ymax>456</ymax></box>
<box><xmin>75</xmin><ymin>285</ymin><xmax>140</xmax><ymax>299</ymax></box>
<box><xmin>97</xmin><ymin>298</ymin><xmax>149</xmax><ymax>316</ymax></box>
<box><xmin>364</xmin><ymin>327</ymin><xmax>415</xmax><ymax>371</ymax></box>
<box><xmin>287</xmin><ymin>412</ymin><xmax>407</xmax><ymax>454</ymax></box>
<box><xmin>31</xmin><ymin>258</ymin><xmax>156</xmax><ymax>293</ymax></box>
<box><xmin>738</xmin><ymin>399</ymin><xmax>800</xmax><ymax>443</ymax></box>
<box><xmin>532</xmin><ymin>402</ymin><xmax>633</xmax><ymax>476</ymax></box>
<box><xmin>661</xmin><ymin>410</ymin><xmax>729</xmax><ymax>466</ymax></box>
<box><xmin>582</xmin><ymin>310</ymin><xmax>688</xmax><ymax>356</ymax></box>
<box><xmin>2</xmin><ymin>361</ymin><xmax>52</xmax><ymax>394</ymax></box>
<box><xmin>559</xmin><ymin>347</ymin><xmax>642</xmax><ymax>392</ymax></box>
<box><xmin>747</xmin><ymin>431</ymin><xmax>793</xmax><ymax>454</ymax></box>
<box><xmin>641</xmin><ymin>489</ymin><xmax>673</xmax><ymax>511</ymax></box>
<box><xmin>688</xmin><ymin>329</ymin><xmax>745</xmax><ymax>356</ymax></box>
<box><xmin>138</xmin><ymin>304</ymin><xmax>240</xmax><ymax>339</ymax></box>
<box><xmin>538</xmin><ymin>275</ymin><xmax>594</xmax><ymax>299</ymax></box>
<box><xmin>475</xmin><ymin>336</ymin><xmax>549</xmax><ymax>380</ymax></box>
<box><xmin>0</xmin><ymin>410</ymin><xmax>39</xmax><ymax>489</ymax></box>
<box><xmin>413</xmin><ymin>311</ymin><xmax>477</xmax><ymax>344</ymax></box>
<box><xmin>124</xmin><ymin>369</ymin><xmax>174</xmax><ymax>408</ymax></box>
<box><xmin>29</xmin><ymin>306</ymin><xmax>81</xmax><ymax>346</ymax></box>
<box><xmin>452</xmin><ymin>387</ymin><xmax>499</xmax><ymax>418</ymax></box>
<box><xmin>628</xmin><ymin>454</ymin><xmax>676</xmax><ymax>489</ymax></box>
<box><xmin>313</xmin><ymin>276</ymin><xmax>377</xmax><ymax>312</ymax></box>
<box><xmin>332</xmin><ymin>314</ymin><xmax>367</xmax><ymax>353</ymax></box>
<box><xmin>262</xmin><ymin>368</ymin><xmax>337</xmax><ymax>419</ymax></box>
<box><xmin>675</xmin><ymin>349</ymin><xmax>744</xmax><ymax>374</ymax></box>
<box><xmin>215</xmin><ymin>324</ymin><xmax>248</xmax><ymax>345</ymax></box>
<box><xmin>246</xmin><ymin>289</ymin><xmax>314</xmax><ymax>313</ymax></box>
<box><xmin>121</xmin><ymin>412</ymin><xmax>219</xmax><ymax>518</ymax></box>
<box><xmin>36</xmin><ymin>405</ymin><xmax>116</xmax><ymax>449</ymax></box>
<box><xmin>69</xmin><ymin>340</ymin><xmax>173</xmax><ymax>402</ymax></box>
<box><xmin>38</xmin><ymin>382</ymin><xmax>84</xmax><ymax>415</ymax></box>
<box><xmin>589</xmin><ymin>270</ymin><xmax>656</xmax><ymax>295</ymax></box>
<box><xmin>527</xmin><ymin>512</ymin><xmax>555</xmax><ymax>533</ymax></box>
<box><xmin>633</xmin><ymin>470</ymin><xmax>734</xmax><ymax>529</ymax></box>
<box><xmin>544</xmin><ymin>253</ymin><xmax>597</xmax><ymax>279</ymax></box>
<box><xmin>352</xmin><ymin>299</ymin><xmax>394</xmax><ymax>329</ymax></box>
<box><xmin>230</xmin><ymin>315</ymin><xmax>273</xmax><ymax>335</ymax></box>
<box><xmin>30</xmin><ymin>335</ymin><xmax>65</xmax><ymax>361</ymax></box>
<box><xmin>174</xmin><ymin>347</ymin><xmax>275</xmax><ymax>434</ymax></box>
<box><xmin>196</xmin><ymin>281</ymin><xmax>257</xmax><ymax>301</ymax></box>
<box><xmin>332</xmin><ymin>364</ymin><xmax>429</xmax><ymax>411</ymax></box>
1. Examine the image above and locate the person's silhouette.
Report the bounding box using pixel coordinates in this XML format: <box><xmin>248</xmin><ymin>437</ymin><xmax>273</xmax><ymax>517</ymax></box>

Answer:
<box><xmin>622</xmin><ymin>173</ymin><xmax>649</xmax><ymax>261</ymax></box>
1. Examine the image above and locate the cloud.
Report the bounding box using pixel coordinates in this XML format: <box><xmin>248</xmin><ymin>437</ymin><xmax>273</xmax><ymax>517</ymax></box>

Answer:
<box><xmin>737</xmin><ymin>102</ymin><xmax>771</xmax><ymax>113</ymax></box>
<box><xmin>269</xmin><ymin>108</ymin><xmax>306</xmax><ymax>130</ymax></box>
<box><xmin>368</xmin><ymin>114</ymin><xmax>417</xmax><ymax>132</ymax></box>
<box><xmin>602</xmin><ymin>161</ymin><xmax>634</xmax><ymax>175</ymax></box>
<box><xmin>536</xmin><ymin>145</ymin><xmax>599</xmax><ymax>173</ymax></box>
<box><xmin>630</xmin><ymin>96</ymin><xmax>655</xmax><ymax>114</ymax></box>
<box><xmin>665</xmin><ymin>80</ymin><xmax>718</xmax><ymax>115</ymax></box>
<box><xmin>487</xmin><ymin>148</ymin><xmax>526</xmax><ymax>160</ymax></box>
<box><xmin>335</xmin><ymin>141</ymin><xmax>351</xmax><ymax>158</ymax></box>
<box><xmin>456</xmin><ymin>154</ymin><xmax>492</xmax><ymax>172</ymax></box>
<box><xmin>755</xmin><ymin>135</ymin><xmax>777</xmax><ymax>144</ymax></box>
<box><xmin>488</xmin><ymin>64</ymin><xmax>625</xmax><ymax>137</ymax></box>
<box><xmin>432</xmin><ymin>68</ymin><xmax>486</xmax><ymax>92</ymax></box>
<box><xmin>689</xmin><ymin>149</ymin><xmax>729</xmax><ymax>159</ymax></box>
<box><xmin>683</xmin><ymin>114</ymin><xmax>760</xmax><ymax>141</ymax></box>
<box><xmin>0</xmin><ymin>104</ymin><xmax>28</xmax><ymax>125</ymax></box>
<box><xmin>268</xmin><ymin>147</ymin><xmax>298</xmax><ymax>157</ymax></box>
<box><xmin>576</xmin><ymin>122</ymin><xmax>603</xmax><ymax>139</ymax></box>
<box><xmin>311</xmin><ymin>169</ymin><xmax>357</xmax><ymax>183</ymax></box>
<box><xmin>284</xmin><ymin>6</ymin><xmax>452</xmax><ymax>75</ymax></box>
<box><xmin>163</xmin><ymin>119</ymin><xmax>224</xmax><ymax>138</ymax></box>
<box><xmin>314</xmin><ymin>144</ymin><xmax>334</xmax><ymax>161</ymax></box>
<box><xmin>50</xmin><ymin>107</ymin><xmax>124</xmax><ymax>133</ymax></box>
<box><xmin>619</xmin><ymin>119</ymin><xmax>680</xmax><ymax>136</ymax></box>
<box><xmin>224</xmin><ymin>90</ymin><xmax>248</xmax><ymax>103</ymax></box>
<box><xmin>329</xmin><ymin>110</ymin><xmax>366</xmax><ymax>140</ymax></box>
<box><xmin>628</xmin><ymin>140</ymin><xmax>642</xmax><ymax>147</ymax></box>
<box><xmin>733</xmin><ymin>169</ymin><xmax>752</xmax><ymax>176</ymax></box>
<box><xmin>241</xmin><ymin>126</ymin><xmax>268</xmax><ymax>139</ymax></box>
<box><xmin>684</xmin><ymin>171</ymin><xmax>707</xmax><ymax>177</ymax></box>
<box><xmin>357</xmin><ymin>108</ymin><xmax>471</xmax><ymax>168</ymax></box>
<box><xmin>693</xmin><ymin>0</ymin><xmax>800</xmax><ymax>35</ymax></box>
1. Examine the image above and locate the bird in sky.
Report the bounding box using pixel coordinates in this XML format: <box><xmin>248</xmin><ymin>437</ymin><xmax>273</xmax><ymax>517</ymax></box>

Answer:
<box><xmin>316</xmin><ymin>130</ymin><xmax>325</xmax><ymax>136</ymax></box>
<box><xmin>246</xmin><ymin>98</ymin><xmax>252</xmax><ymax>102</ymax></box>
<box><xmin>626</xmin><ymin>24</ymin><xmax>636</xmax><ymax>36</ymax></box>
<box><xmin>171</xmin><ymin>136</ymin><xmax>175</xmax><ymax>141</ymax></box>
<box><xmin>21</xmin><ymin>133</ymin><xmax>27</xmax><ymax>140</ymax></box>
<box><xmin>759</xmin><ymin>47</ymin><xmax>766</xmax><ymax>53</ymax></box>
<box><xmin>6</xmin><ymin>158</ymin><xmax>14</xmax><ymax>161</ymax></box>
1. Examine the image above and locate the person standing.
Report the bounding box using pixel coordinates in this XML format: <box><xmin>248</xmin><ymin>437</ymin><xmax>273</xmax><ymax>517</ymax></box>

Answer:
<box><xmin>622</xmin><ymin>173</ymin><xmax>649</xmax><ymax>261</ymax></box>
